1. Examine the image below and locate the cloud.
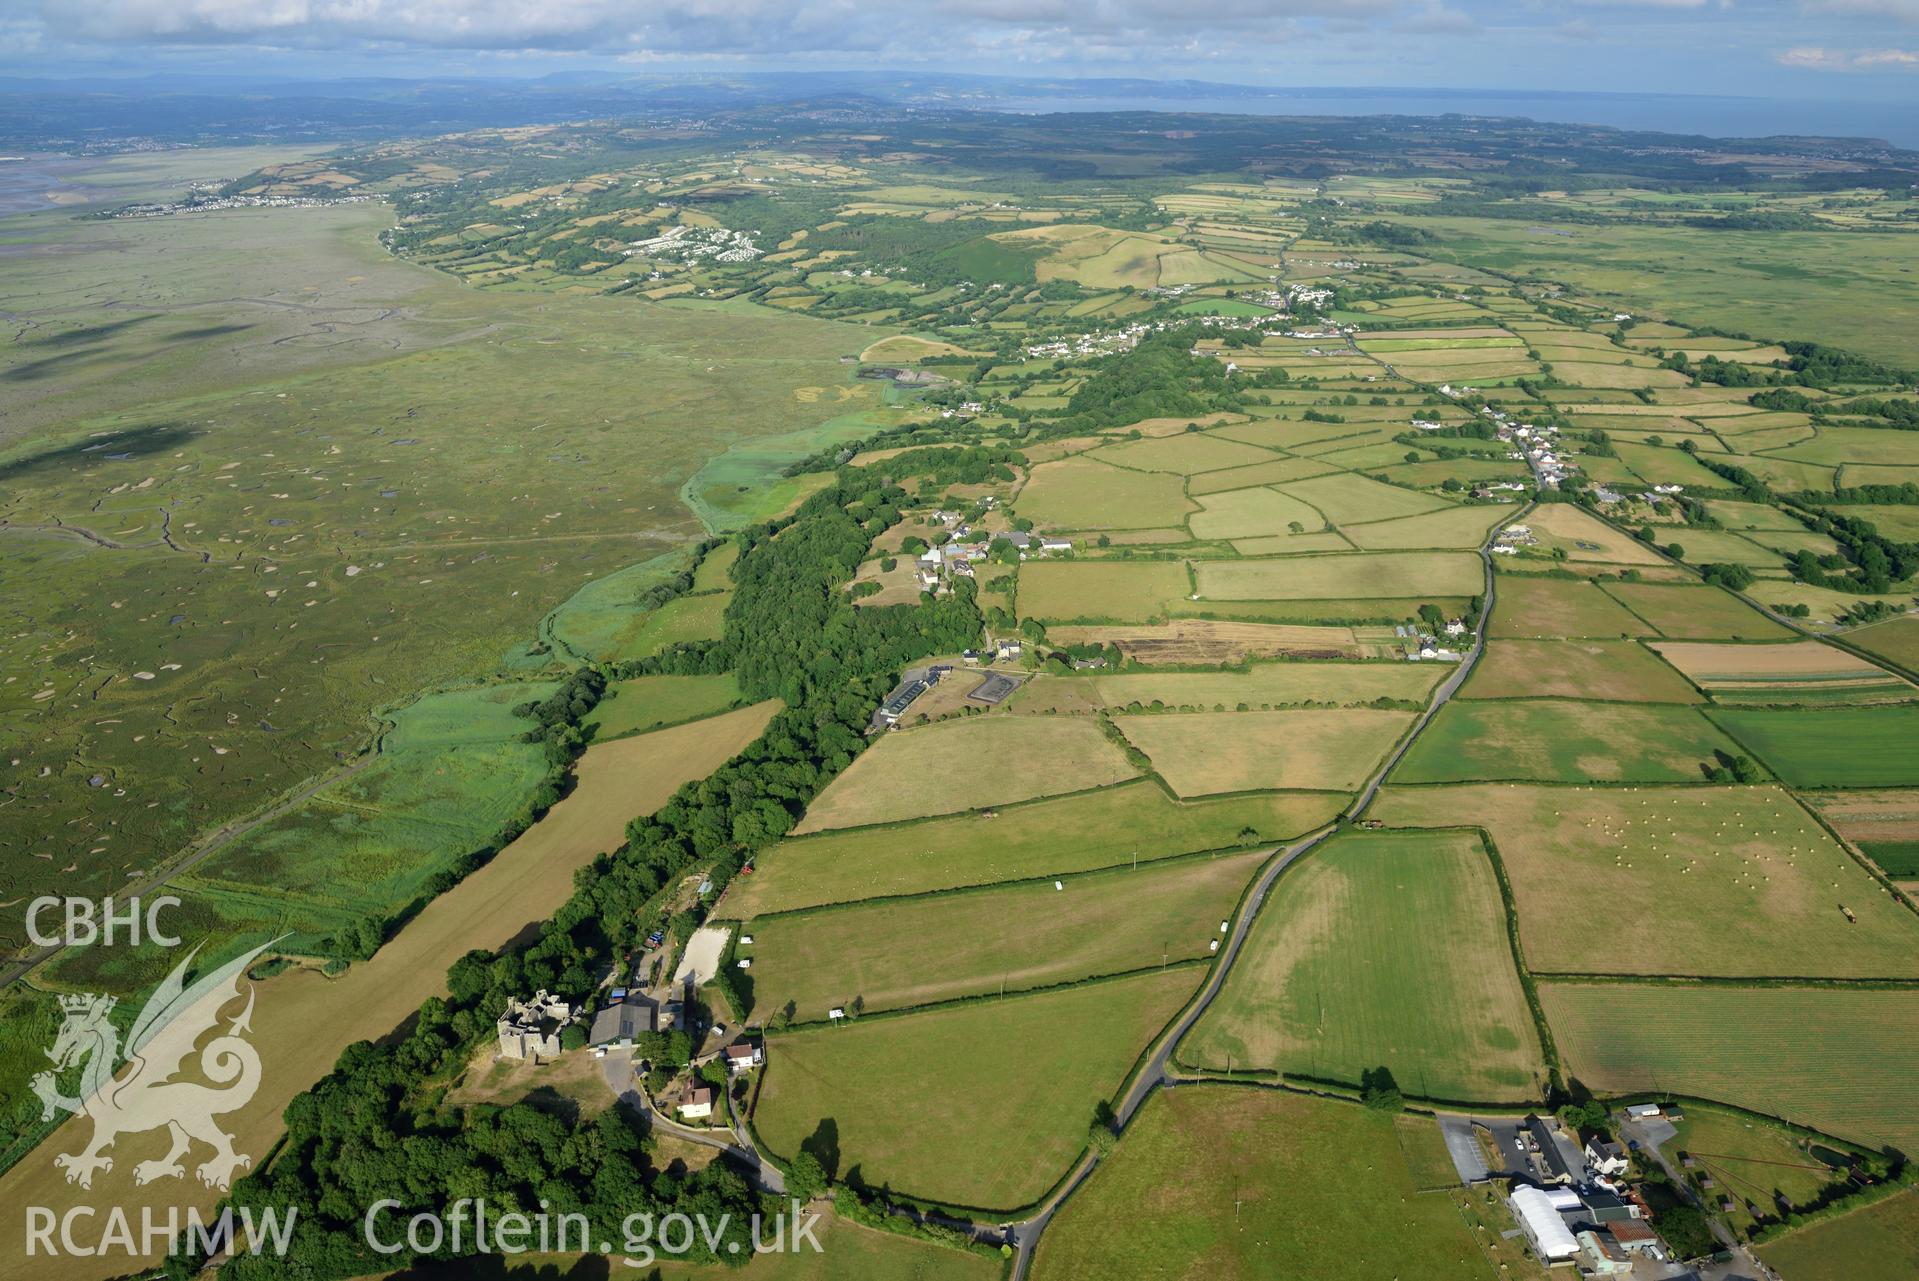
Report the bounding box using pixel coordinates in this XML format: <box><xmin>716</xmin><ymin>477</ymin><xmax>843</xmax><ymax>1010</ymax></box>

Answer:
<box><xmin>1777</xmin><ymin>42</ymin><xmax>1919</xmax><ymax>67</ymax></box>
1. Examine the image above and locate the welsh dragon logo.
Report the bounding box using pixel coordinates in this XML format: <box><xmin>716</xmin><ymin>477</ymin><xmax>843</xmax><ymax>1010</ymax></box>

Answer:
<box><xmin>31</xmin><ymin>939</ymin><xmax>278</xmax><ymax>1191</ymax></box>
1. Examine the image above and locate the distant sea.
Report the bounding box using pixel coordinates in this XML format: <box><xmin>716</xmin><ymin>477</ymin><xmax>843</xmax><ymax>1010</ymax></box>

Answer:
<box><xmin>990</xmin><ymin>89</ymin><xmax>1919</xmax><ymax>150</ymax></box>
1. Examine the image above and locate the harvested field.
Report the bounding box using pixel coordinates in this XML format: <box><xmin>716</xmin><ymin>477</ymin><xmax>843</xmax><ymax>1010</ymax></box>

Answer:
<box><xmin>1600</xmin><ymin>581</ymin><xmax>1795</xmax><ymax>640</ymax></box>
<box><xmin>1524</xmin><ymin>503</ymin><xmax>1669</xmax><ymax>565</ymax></box>
<box><xmin>1016</xmin><ymin>661</ymin><xmax>1444</xmax><ymax>713</ymax></box>
<box><xmin>1196</xmin><ymin>552</ymin><xmax>1481</xmax><ymax>601</ymax></box>
<box><xmin>1031</xmin><ymin>1087</ymin><xmax>1501</xmax><ymax>1281</ymax></box>
<box><xmin>1231</xmin><ymin>532</ymin><xmax>1358</xmax><ymax>556</ymax></box>
<box><xmin>754</xmin><ymin>968</ymin><xmax>1199</xmax><ymax>1211</ymax></box>
<box><xmin>1652</xmin><ymin>641</ymin><xmax>1914</xmax><ymax>705</ymax></box>
<box><xmin>1019</xmin><ymin>560</ymin><xmax>1190</xmax><ymax>623</ymax></box>
<box><xmin>1016</xmin><ymin>457</ymin><xmax>1195</xmax><ymax>530</ymax></box>
<box><xmin>1709</xmin><ymin>706</ymin><xmax>1919</xmax><ymax>788</ymax></box>
<box><xmin>727</xmin><ymin>783</ymin><xmax>1343</xmax><ymax>917</ymax></box>
<box><xmin>744</xmin><ymin>849</ymin><xmax>1265</xmax><ymax>1021</ymax></box>
<box><xmin>1463</xmin><ymin>640</ymin><xmax>1702</xmax><ymax>703</ymax></box>
<box><xmin>1395</xmin><ymin>700</ymin><xmax>1741</xmax><ymax>783</ymax></box>
<box><xmin>793</xmin><ymin>715</ymin><xmax>1141</xmax><ymax>833</ymax></box>
<box><xmin>1046</xmin><ymin>619</ymin><xmax>1372</xmax><ymax>663</ymax></box>
<box><xmin>1369</xmin><ymin>783</ymin><xmax>1919</xmax><ymax>978</ymax></box>
<box><xmin>1542</xmin><ymin>982</ymin><xmax>1919</xmax><ymax>1159</ymax></box>
<box><xmin>1803</xmin><ymin>790</ymin><xmax>1919</xmax><ymax>879</ymax></box>
<box><xmin>1492</xmin><ymin>574</ymin><xmax>1654</xmax><ymax>639</ymax></box>
<box><xmin>1182</xmin><ymin>830</ymin><xmax>1547</xmax><ymax>1102</ymax></box>
<box><xmin>1119</xmin><ymin>708</ymin><xmax>1414</xmax><ymax>796</ymax></box>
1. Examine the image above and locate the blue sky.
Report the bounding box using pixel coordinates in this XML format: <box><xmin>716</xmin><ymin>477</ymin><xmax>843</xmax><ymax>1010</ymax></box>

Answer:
<box><xmin>5</xmin><ymin>0</ymin><xmax>1918</xmax><ymax>101</ymax></box>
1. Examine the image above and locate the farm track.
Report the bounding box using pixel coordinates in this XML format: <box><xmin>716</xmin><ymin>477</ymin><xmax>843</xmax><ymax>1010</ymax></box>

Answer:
<box><xmin>1004</xmin><ymin>517</ymin><xmax>1509</xmax><ymax>1278</ymax></box>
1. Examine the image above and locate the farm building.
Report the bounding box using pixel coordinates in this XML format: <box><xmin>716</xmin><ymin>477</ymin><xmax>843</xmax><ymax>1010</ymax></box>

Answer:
<box><xmin>1510</xmin><ymin>1186</ymin><xmax>1580</xmax><ymax>1262</ymax></box>
<box><xmin>878</xmin><ymin>678</ymin><xmax>930</xmax><ymax>724</ymax></box>
<box><xmin>589</xmin><ymin>997</ymin><xmax>658</xmax><ymax>1054</ymax></box>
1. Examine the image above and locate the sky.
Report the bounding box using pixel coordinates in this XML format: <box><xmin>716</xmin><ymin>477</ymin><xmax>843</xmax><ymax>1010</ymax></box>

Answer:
<box><xmin>4</xmin><ymin>0</ymin><xmax>1919</xmax><ymax>102</ymax></box>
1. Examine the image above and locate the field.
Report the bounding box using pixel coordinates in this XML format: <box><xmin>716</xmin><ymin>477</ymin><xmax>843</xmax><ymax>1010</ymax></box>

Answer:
<box><xmin>1181</xmin><ymin>831</ymin><xmax>1548</xmax><ymax>1102</ymax></box>
<box><xmin>1274</xmin><ymin>473</ymin><xmax>1451</xmax><ymax>524</ymax></box>
<box><xmin>1045</xmin><ymin>619</ymin><xmax>1373</xmax><ymax>663</ymax></box>
<box><xmin>1523</xmin><ymin>503</ymin><xmax>1669</xmax><ymax>565</ymax></box>
<box><xmin>1756</xmin><ymin>1188</ymin><xmax>1919</xmax><ymax>1281</ymax></box>
<box><xmin>742</xmin><ymin>849</ymin><xmax>1264</xmax><ymax>1021</ymax></box>
<box><xmin>726</xmin><ymin>783</ymin><xmax>1342</xmax><ymax>916</ymax></box>
<box><xmin>1660</xmin><ymin>1105</ymin><xmax>1846</xmax><ymax>1234</ymax></box>
<box><xmin>0</xmin><ymin>700</ymin><xmax>782</xmax><ymax>1274</ymax></box>
<box><xmin>582</xmin><ymin>674</ymin><xmax>744</xmax><ymax>739</ymax></box>
<box><xmin>1652</xmin><ymin>642</ymin><xmax>1913</xmax><ymax>705</ymax></box>
<box><xmin>1341</xmin><ymin>504</ymin><xmax>1509</xmax><ymax>550</ymax></box>
<box><xmin>1541</xmin><ymin>982</ymin><xmax>1919</xmax><ymax>1159</ymax></box>
<box><xmin>1017</xmin><ymin>560</ymin><xmax>1191</xmax><ymax>623</ymax></box>
<box><xmin>1369</xmin><ymin>784</ymin><xmax>1919</xmax><ymax>979</ymax></box>
<box><xmin>792</xmin><ymin>715</ymin><xmax>1140</xmax><ymax>833</ymax></box>
<box><xmin>1393</xmin><ymin>700</ymin><xmax>1744</xmax><ymax>783</ymax></box>
<box><xmin>1803</xmin><ymin>790</ymin><xmax>1919</xmax><ymax>880</ymax></box>
<box><xmin>1599</xmin><ymin>582</ymin><xmax>1796</xmax><ymax>640</ymax></box>
<box><xmin>1491</xmin><ymin>575</ymin><xmax>1654</xmax><ymax>639</ymax></box>
<box><xmin>1016</xmin><ymin>457</ymin><xmax>1195</xmax><ymax>530</ymax></box>
<box><xmin>1195</xmin><ymin>552</ymin><xmax>1481</xmax><ymax>600</ymax></box>
<box><xmin>1030</xmin><ymin>1087</ymin><xmax>1505</xmax><ymax>1281</ymax></box>
<box><xmin>1092</xmin><ymin>432</ymin><xmax>1278</xmax><ymax>475</ymax></box>
<box><xmin>753</xmin><ymin>968</ymin><xmax>1198</xmax><ymax>1211</ymax></box>
<box><xmin>1118</xmin><ymin>709</ymin><xmax>1414</xmax><ymax>796</ymax></box>
<box><xmin>1709</xmin><ymin>706</ymin><xmax>1919</xmax><ymax>787</ymax></box>
<box><xmin>1463</xmin><ymin>640</ymin><xmax>1702</xmax><ymax>703</ymax></box>
<box><xmin>1016</xmin><ymin>660</ymin><xmax>1444</xmax><ymax>713</ymax></box>
<box><xmin>1186</xmin><ymin>485</ymin><xmax>1330</xmax><ymax>540</ymax></box>
<box><xmin>1850</xmin><ymin>617</ymin><xmax>1919</xmax><ymax>674</ymax></box>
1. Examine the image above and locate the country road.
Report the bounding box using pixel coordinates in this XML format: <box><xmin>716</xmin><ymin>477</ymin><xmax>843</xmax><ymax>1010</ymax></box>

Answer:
<box><xmin>1005</xmin><ymin>516</ymin><xmax>1510</xmax><ymax>1279</ymax></box>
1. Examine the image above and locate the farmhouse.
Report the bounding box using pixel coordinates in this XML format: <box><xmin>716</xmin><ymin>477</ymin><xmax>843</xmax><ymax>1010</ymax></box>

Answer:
<box><xmin>496</xmin><ymin>991</ymin><xmax>575</xmax><ymax>1062</ymax></box>
<box><xmin>1584</xmin><ymin>1133</ymin><xmax>1630</xmax><ymax>1178</ymax></box>
<box><xmin>677</xmin><ymin>1087</ymin><xmax>715</xmax><ymax>1120</ymax></box>
<box><xmin>1509</xmin><ymin>1186</ymin><xmax>1580</xmax><ymax>1262</ymax></box>
<box><xmin>724</xmin><ymin>1041</ymin><xmax>764</xmax><ymax>1074</ymax></box>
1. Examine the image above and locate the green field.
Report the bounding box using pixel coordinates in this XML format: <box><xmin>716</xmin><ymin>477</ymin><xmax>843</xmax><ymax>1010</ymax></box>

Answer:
<box><xmin>1851</xmin><ymin>617</ymin><xmax>1919</xmax><ymax>674</ymax></box>
<box><xmin>1709</xmin><ymin>706</ymin><xmax>1919</xmax><ymax>787</ymax></box>
<box><xmin>582</xmin><ymin>674</ymin><xmax>743</xmax><ymax>739</ymax></box>
<box><xmin>1092</xmin><ymin>432</ymin><xmax>1279</xmax><ymax>475</ymax></box>
<box><xmin>1660</xmin><ymin>1105</ymin><xmax>1847</xmax><ymax>1234</ymax></box>
<box><xmin>1275</xmin><ymin>473</ymin><xmax>1452</xmax><ymax>524</ymax></box>
<box><xmin>1018</xmin><ymin>560</ymin><xmax>1192</xmax><ymax>622</ymax></box>
<box><xmin>727</xmin><ymin>783</ymin><xmax>1343</xmax><ymax>916</ymax></box>
<box><xmin>794</xmin><ymin>715</ymin><xmax>1141</xmax><ymax>832</ymax></box>
<box><xmin>1542</xmin><ymin>982</ymin><xmax>1919</xmax><ymax>1159</ymax></box>
<box><xmin>1031</xmin><ymin>1087</ymin><xmax>1503</xmax><ymax>1281</ymax></box>
<box><xmin>743</xmin><ymin>849</ymin><xmax>1263</xmax><ymax>1021</ymax></box>
<box><xmin>1182</xmin><ymin>831</ymin><xmax>1548</xmax><ymax>1102</ymax></box>
<box><xmin>1341</xmin><ymin>504</ymin><xmax>1509</xmax><ymax>550</ymax></box>
<box><xmin>754</xmin><ymin>968</ymin><xmax>1198</xmax><ymax>1211</ymax></box>
<box><xmin>1370</xmin><ymin>783</ymin><xmax>1919</xmax><ymax>979</ymax></box>
<box><xmin>1196</xmin><ymin>552</ymin><xmax>1482</xmax><ymax>601</ymax></box>
<box><xmin>1016</xmin><ymin>457</ymin><xmax>1196</xmax><ymax>530</ymax></box>
<box><xmin>1757</xmin><ymin>1188</ymin><xmax>1919</xmax><ymax>1281</ymax></box>
<box><xmin>1186</xmin><ymin>485</ymin><xmax>1329</xmax><ymax>540</ymax></box>
<box><xmin>1394</xmin><ymin>700</ymin><xmax>1743</xmax><ymax>783</ymax></box>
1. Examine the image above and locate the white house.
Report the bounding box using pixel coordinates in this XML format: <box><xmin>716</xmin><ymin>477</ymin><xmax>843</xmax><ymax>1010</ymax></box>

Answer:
<box><xmin>677</xmin><ymin>1087</ymin><xmax>714</xmax><ymax>1121</ymax></box>
<box><xmin>724</xmin><ymin>1042</ymin><xmax>764</xmax><ymax>1074</ymax></box>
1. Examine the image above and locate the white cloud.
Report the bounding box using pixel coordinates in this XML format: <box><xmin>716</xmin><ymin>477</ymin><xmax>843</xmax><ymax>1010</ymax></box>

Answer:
<box><xmin>1777</xmin><ymin>42</ymin><xmax>1919</xmax><ymax>67</ymax></box>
